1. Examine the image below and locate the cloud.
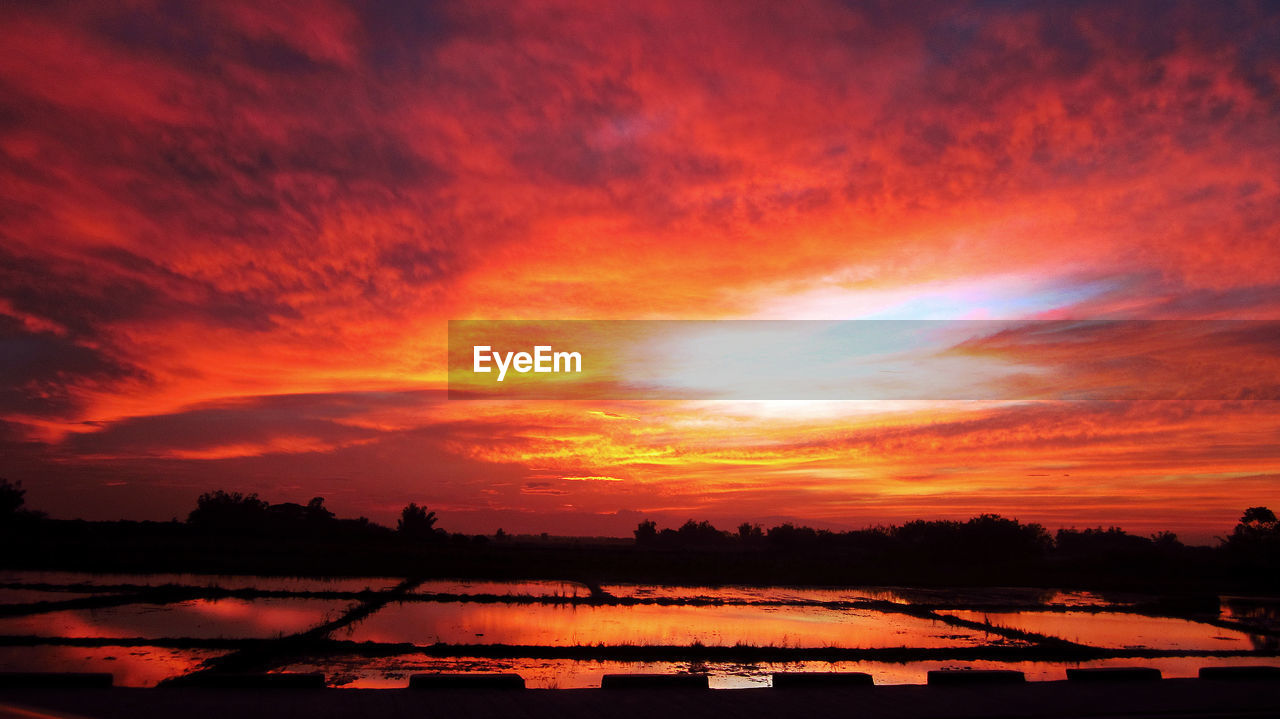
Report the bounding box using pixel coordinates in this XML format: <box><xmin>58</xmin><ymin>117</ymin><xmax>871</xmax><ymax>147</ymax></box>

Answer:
<box><xmin>0</xmin><ymin>314</ymin><xmax>148</xmax><ymax>418</ymax></box>
<box><xmin>0</xmin><ymin>0</ymin><xmax>1277</xmax><ymax>539</ymax></box>
<box><xmin>62</xmin><ymin>390</ymin><xmax>436</xmax><ymax>459</ymax></box>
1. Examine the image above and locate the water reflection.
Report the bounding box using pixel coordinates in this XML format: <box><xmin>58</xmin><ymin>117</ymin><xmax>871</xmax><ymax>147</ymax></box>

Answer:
<box><xmin>412</xmin><ymin>580</ymin><xmax>589</xmax><ymax>597</ymax></box>
<box><xmin>0</xmin><ymin>573</ymin><xmax>1275</xmax><ymax>685</ymax></box>
<box><xmin>883</xmin><ymin>587</ymin><xmax>1138</xmax><ymax>608</ymax></box>
<box><xmin>600</xmin><ymin>584</ymin><xmax>905</xmax><ymax>603</ymax></box>
<box><xmin>342</xmin><ymin>602</ymin><xmax>1011</xmax><ymax>648</ymax></box>
<box><xmin>0</xmin><ymin>570</ymin><xmax>398</xmax><ymax>593</ymax></box>
<box><xmin>275</xmin><ymin>654</ymin><xmax>1280</xmax><ymax>689</ymax></box>
<box><xmin>601</xmin><ymin>585</ymin><xmax>1134</xmax><ymax>607</ymax></box>
<box><xmin>1220</xmin><ymin>596</ymin><xmax>1280</xmax><ymax>651</ymax></box>
<box><xmin>0</xmin><ymin>588</ymin><xmax>94</xmax><ymax>605</ymax></box>
<box><xmin>938</xmin><ymin>610</ymin><xmax>1255</xmax><ymax>650</ymax></box>
<box><xmin>0</xmin><ymin>645</ymin><xmax>227</xmax><ymax>687</ymax></box>
<box><xmin>0</xmin><ymin>598</ymin><xmax>349</xmax><ymax>639</ymax></box>
<box><xmin>0</xmin><ymin>572</ymin><xmax>1143</xmax><ymax>608</ymax></box>
<box><xmin>1221</xmin><ymin>596</ymin><xmax>1280</xmax><ymax>630</ymax></box>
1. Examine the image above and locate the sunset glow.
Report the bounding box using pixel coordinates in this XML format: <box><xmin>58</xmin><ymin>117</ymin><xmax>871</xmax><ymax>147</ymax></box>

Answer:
<box><xmin>2</xmin><ymin>1</ymin><xmax>1279</xmax><ymax>542</ymax></box>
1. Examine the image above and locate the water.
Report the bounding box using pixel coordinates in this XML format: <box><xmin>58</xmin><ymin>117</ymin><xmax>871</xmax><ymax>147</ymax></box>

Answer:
<box><xmin>0</xmin><ymin>571</ymin><xmax>1274</xmax><ymax>687</ymax></box>
<box><xmin>0</xmin><ymin>645</ymin><xmax>227</xmax><ymax>687</ymax></box>
<box><xmin>0</xmin><ymin>587</ymin><xmax>95</xmax><ymax>605</ymax></box>
<box><xmin>600</xmin><ymin>584</ymin><xmax>907</xmax><ymax>603</ymax></box>
<box><xmin>0</xmin><ymin>597</ymin><xmax>352</xmax><ymax>639</ymax></box>
<box><xmin>412</xmin><ymin>579</ymin><xmax>589</xmax><ymax>597</ymax></box>
<box><xmin>936</xmin><ymin>609</ymin><xmax>1256</xmax><ymax>650</ymax></box>
<box><xmin>0</xmin><ymin>570</ymin><xmax>399</xmax><ymax>593</ymax></box>
<box><xmin>600</xmin><ymin>584</ymin><xmax>1128</xmax><ymax>607</ymax></box>
<box><xmin>273</xmin><ymin>654</ymin><xmax>1280</xmax><ymax>689</ymax></box>
<box><xmin>338</xmin><ymin>602</ymin><xmax>1011</xmax><ymax>647</ymax></box>
<box><xmin>1221</xmin><ymin>596</ymin><xmax>1280</xmax><ymax>635</ymax></box>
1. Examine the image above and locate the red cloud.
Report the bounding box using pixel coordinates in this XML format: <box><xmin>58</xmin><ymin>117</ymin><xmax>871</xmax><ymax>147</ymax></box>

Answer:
<box><xmin>1</xmin><ymin>1</ymin><xmax>1277</xmax><ymax>539</ymax></box>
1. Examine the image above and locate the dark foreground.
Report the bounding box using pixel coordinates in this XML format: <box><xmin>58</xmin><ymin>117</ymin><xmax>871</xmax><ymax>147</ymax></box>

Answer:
<box><xmin>3</xmin><ymin>678</ymin><xmax>1280</xmax><ymax>719</ymax></box>
<box><xmin>7</xmin><ymin>499</ymin><xmax>1279</xmax><ymax>592</ymax></box>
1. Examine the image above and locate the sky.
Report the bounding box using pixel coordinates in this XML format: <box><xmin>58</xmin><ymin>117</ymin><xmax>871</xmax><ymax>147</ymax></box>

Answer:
<box><xmin>1</xmin><ymin>0</ymin><xmax>1278</xmax><ymax>543</ymax></box>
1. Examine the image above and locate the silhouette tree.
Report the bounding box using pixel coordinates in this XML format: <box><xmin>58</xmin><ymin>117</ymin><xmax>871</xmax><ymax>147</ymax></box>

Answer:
<box><xmin>305</xmin><ymin>496</ymin><xmax>335</xmax><ymax>522</ymax></box>
<box><xmin>258</xmin><ymin>496</ymin><xmax>339</xmax><ymax>533</ymax></box>
<box><xmin>960</xmin><ymin>514</ymin><xmax>1052</xmax><ymax>559</ymax></box>
<box><xmin>889</xmin><ymin>515</ymin><xmax>1050</xmax><ymax>562</ymax></box>
<box><xmin>187</xmin><ymin>490</ymin><xmax>269</xmax><ymax>530</ymax></box>
<box><xmin>1228</xmin><ymin>506</ymin><xmax>1280</xmax><ymax>557</ymax></box>
<box><xmin>633</xmin><ymin>519</ymin><xmax>658</xmax><ymax>545</ymax></box>
<box><xmin>676</xmin><ymin>519</ymin><xmax>727</xmax><ymax>545</ymax></box>
<box><xmin>1242</xmin><ymin>507</ymin><xmax>1277</xmax><ymax>525</ymax></box>
<box><xmin>398</xmin><ymin>502</ymin><xmax>442</xmax><ymax>541</ymax></box>
<box><xmin>1151</xmin><ymin>531</ymin><xmax>1183</xmax><ymax>549</ymax></box>
<box><xmin>767</xmin><ymin>522</ymin><xmax>820</xmax><ymax>549</ymax></box>
<box><xmin>0</xmin><ymin>478</ymin><xmax>25</xmax><ymax>517</ymax></box>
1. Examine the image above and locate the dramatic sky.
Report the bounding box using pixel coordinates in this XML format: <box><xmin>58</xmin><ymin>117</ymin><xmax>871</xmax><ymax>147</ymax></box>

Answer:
<box><xmin>2</xmin><ymin>0</ymin><xmax>1278</xmax><ymax>542</ymax></box>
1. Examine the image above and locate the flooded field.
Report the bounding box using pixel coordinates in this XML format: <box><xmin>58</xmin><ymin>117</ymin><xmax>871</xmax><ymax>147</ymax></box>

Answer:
<box><xmin>937</xmin><ymin>609</ymin><xmax>1257</xmax><ymax>650</ymax></box>
<box><xmin>600</xmin><ymin>584</ymin><xmax>1131</xmax><ymax>607</ymax></box>
<box><xmin>411</xmin><ymin>579</ymin><xmax>589</xmax><ymax>598</ymax></box>
<box><xmin>1220</xmin><ymin>596</ymin><xmax>1280</xmax><ymax>635</ymax></box>
<box><xmin>340</xmin><ymin>602</ymin><xmax>1010</xmax><ymax>647</ymax></box>
<box><xmin>0</xmin><ymin>570</ymin><xmax>399</xmax><ymax>593</ymax></box>
<box><xmin>0</xmin><ymin>597</ymin><xmax>352</xmax><ymax>639</ymax></box>
<box><xmin>0</xmin><ymin>645</ymin><xmax>229</xmax><ymax>687</ymax></box>
<box><xmin>0</xmin><ymin>587</ymin><xmax>95</xmax><ymax>605</ymax></box>
<box><xmin>276</xmin><ymin>653</ymin><xmax>1280</xmax><ymax>689</ymax></box>
<box><xmin>0</xmin><ymin>571</ymin><xmax>1275</xmax><ymax>687</ymax></box>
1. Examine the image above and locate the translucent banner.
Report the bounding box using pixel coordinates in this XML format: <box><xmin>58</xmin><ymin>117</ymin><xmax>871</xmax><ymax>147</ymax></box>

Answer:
<box><xmin>447</xmin><ymin>320</ymin><xmax>1280</xmax><ymax>400</ymax></box>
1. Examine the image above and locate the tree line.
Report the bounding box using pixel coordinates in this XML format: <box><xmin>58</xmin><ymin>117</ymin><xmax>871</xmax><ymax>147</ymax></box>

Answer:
<box><xmin>183</xmin><ymin>489</ymin><xmax>501</xmax><ymax>545</ymax></box>
<box><xmin>3</xmin><ymin>478</ymin><xmax>1277</xmax><ymax>564</ymax></box>
<box><xmin>632</xmin><ymin>509</ymin><xmax>1279</xmax><ymax>562</ymax></box>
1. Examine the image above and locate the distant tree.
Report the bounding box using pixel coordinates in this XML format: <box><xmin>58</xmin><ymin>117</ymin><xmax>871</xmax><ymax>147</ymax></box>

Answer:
<box><xmin>676</xmin><ymin>519</ymin><xmax>727</xmax><ymax>545</ymax></box>
<box><xmin>962</xmin><ymin>514</ymin><xmax>1052</xmax><ymax>559</ymax></box>
<box><xmin>894</xmin><ymin>518</ymin><xmax>963</xmax><ymax>552</ymax></box>
<box><xmin>305</xmin><ymin>497</ymin><xmax>335</xmax><ymax>522</ymax></box>
<box><xmin>633</xmin><ymin>519</ymin><xmax>658</xmax><ymax>545</ymax></box>
<box><xmin>1055</xmin><ymin>526</ymin><xmax>1151</xmax><ymax>556</ymax></box>
<box><xmin>187</xmin><ymin>490</ymin><xmax>269</xmax><ymax>530</ymax></box>
<box><xmin>0</xmin><ymin>478</ymin><xmax>25</xmax><ymax>517</ymax></box>
<box><xmin>767</xmin><ymin>522</ymin><xmax>820</xmax><ymax>549</ymax></box>
<box><xmin>494</xmin><ymin>528</ymin><xmax>508</xmax><ymax>541</ymax></box>
<box><xmin>737</xmin><ymin>522</ymin><xmax>764</xmax><ymax>542</ymax></box>
<box><xmin>1242</xmin><ymin>507</ymin><xmax>1277</xmax><ymax>525</ymax></box>
<box><xmin>889</xmin><ymin>515</ymin><xmax>1050</xmax><ymax>562</ymax></box>
<box><xmin>1227</xmin><ymin>506</ymin><xmax>1280</xmax><ymax>556</ymax></box>
<box><xmin>255</xmin><ymin>496</ymin><xmax>339</xmax><ymax>534</ymax></box>
<box><xmin>1151</xmin><ymin>531</ymin><xmax>1182</xmax><ymax>549</ymax></box>
<box><xmin>398</xmin><ymin>503</ymin><xmax>442</xmax><ymax>541</ymax></box>
<box><xmin>841</xmin><ymin>526</ymin><xmax>896</xmax><ymax>554</ymax></box>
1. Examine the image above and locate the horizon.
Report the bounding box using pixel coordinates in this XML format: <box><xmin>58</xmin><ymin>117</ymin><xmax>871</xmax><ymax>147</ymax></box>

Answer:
<box><xmin>11</xmin><ymin>482</ymin><xmax>1253</xmax><ymax>548</ymax></box>
<box><xmin>2</xmin><ymin>1</ymin><xmax>1279</xmax><ymax>547</ymax></box>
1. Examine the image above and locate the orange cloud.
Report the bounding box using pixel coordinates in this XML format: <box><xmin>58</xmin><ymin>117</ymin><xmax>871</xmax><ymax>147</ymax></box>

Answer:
<box><xmin>1</xmin><ymin>1</ymin><xmax>1277</xmax><ymax>542</ymax></box>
